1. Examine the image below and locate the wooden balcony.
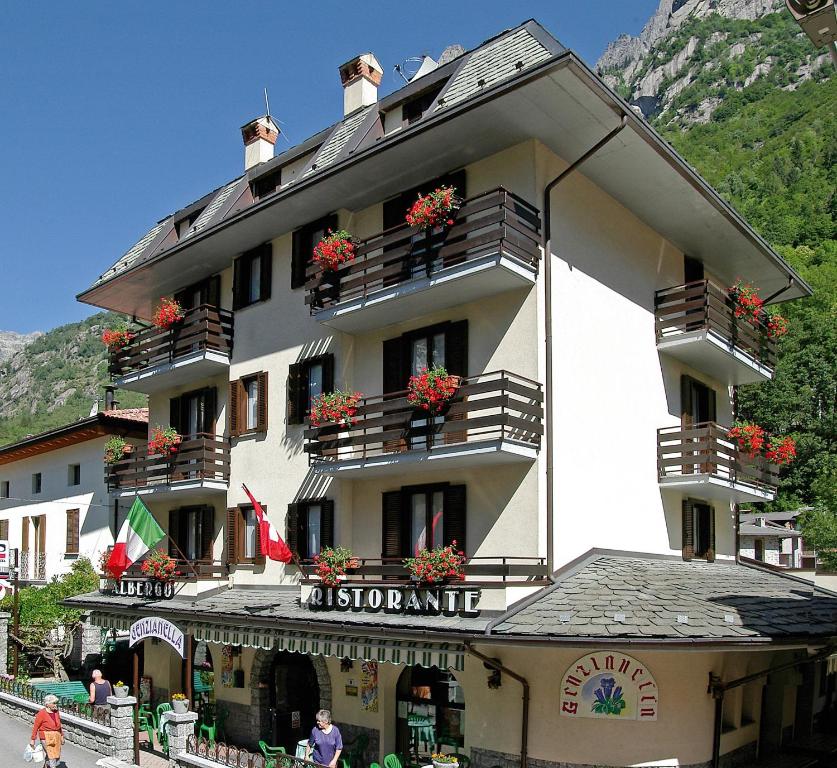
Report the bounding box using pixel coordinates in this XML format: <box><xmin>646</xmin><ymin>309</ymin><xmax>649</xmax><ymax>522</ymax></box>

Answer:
<box><xmin>305</xmin><ymin>188</ymin><xmax>541</xmax><ymax>333</ymax></box>
<box><xmin>109</xmin><ymin>305</ymin><xmax>233</xmax><ymax>394</ymax></box>
<box><xmin>106</xmin><ymin>433</ymin><xmax>230</xmax><ymax>498</ymax></box>
<box><xmin>305</xmin><ymin>370</ymin><xmax>543</xmax><ymax>476</ymax></box>
<box><xmin>658</xmin><ymin>422</ymin><xmax>779</xmax><ymax>503</ymax></box>
<box><xmin>123</xmin><ymin>558</ymin><xmax>228</xmax><ymax>582</ymax></box>
<box><xmin>655</xmin><ymin>280</ymin><xmax>776</xmax><ymax>384</ymax></box>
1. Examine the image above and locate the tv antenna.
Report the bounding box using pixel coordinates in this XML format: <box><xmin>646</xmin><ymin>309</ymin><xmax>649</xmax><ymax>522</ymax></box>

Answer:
<box><xmin>264</xmin><ymin>87</ymin><xmax>271</xmax><ymax>118</ymax></box>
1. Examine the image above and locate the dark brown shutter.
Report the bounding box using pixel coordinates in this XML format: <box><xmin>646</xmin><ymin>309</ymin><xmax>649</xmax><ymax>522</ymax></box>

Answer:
<box><xmin>66</xmin><ymin>509</ymin><xmax>79</xmax><ymax>554</ymax></box>
<box><xmin>382</xmin><ymin>491</ymin><xmax>404</xmax><ymax>558</ymax></box>
<box><xmin>226</xmin><ymin>508</ymin><xmax>239</xmax><ymax>565</ymax></box>
<box><xmin>322</xmin><ymin>354</ymin><xmax>335</xmax><ymax>394</ymax></box>
<box><xmin>203</xmin><ymin>387</ymin><xmax>217</xmax><ymax>435</ymax></box>
<box><xmin>232</xmin><ymin>255</ymin><xmax>243</xmax><ymax>310</ymax></box>
<box><xmin>682</xmin><ymin>500</ymin><xmax>695</xmax><ymax>561</ymax></box>
<box><xmin>170</xmin><ymin>395</ymin><xmax>183</xmax><ymax>433</ymax></box>
<box><xmin>708</xmin><ymin>387</ymin><xmax>717</xmax><ymax>425</ymax></box>
<box><xmin>443</xmin><ymin>485</ymin><xmax>467</xmax><ymax>553</ymax></box>
<box><xmin>21</xmin><ymin>517</ymin><xmax>29</xmax><ymax>552</ymax></box>
<box><xmin>200</xmin><ymin>507</ymin><xmax>214</xmax><ymax>561</ymax></box>
<box><xmin>168</xmin><ymin>509</ymin><xmax>180</xmax><ymax>557</ymax></box>
<box><xmin>383</xmin><ymin>337</ymin><xmax>404</xmax><ymax>395</ymax></box>
<box><xmin>259</xmin><ymin>243</ymin><xmax>272</xmax><ymax>301</ymax></box>
<box><xmin>0</xmin><ymin>520</ymin><xmax>8</xmax><ymax>540</ymax></box>
<box><xmin>445</xmin><ymin>320</ymin><xmax>468</xmax><ymax>377</ymax></box>
<box><xmin>228</xmin><ymin>380</ymin><xmax>241</xmax><ymax>437</ymax></box>
<box><xmin>287</xmin><ymin>363</ymin><xmax>302</xmax><ymax>425</ymax></box>
<box><xmin>254</xmin><ymin>504</ymin><xmax>266</xmax><ymax>565</ymax></box>
<box><xmin>286</xmin><ymin>503</ymin><xmax>300</xmax><ymax>557</ymax></box>
<box><xmin>291</xmin><ymin>229</ymin><xmax>307</xmax><ymax>289</ymax></box>
<box><xmin>320</xmin><ymin>500</ymin><xmax>335</xmax><ymax>550</ymax></box>
<box><xmin>206</xmin><ymin>275</ymin><xmax>221</xmax><ymax>308</ymax></box>
<box><xmin>257</xmin><ymin>372</ymin><xmax>269</xmax><ymax>433</ymax></box>
<box><xmin>706</xmin><ymin>505</ymin><xmax>716</xmax><ymax>562</ymax></box>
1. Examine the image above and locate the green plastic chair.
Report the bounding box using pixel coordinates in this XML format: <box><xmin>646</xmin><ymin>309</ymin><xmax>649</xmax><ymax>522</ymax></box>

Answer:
<box><xmin>156</xmin><ymin>703</ymin><xmax>172</xmax><ymax>753</ymax></box>
<box><xmin>369</xmin><ymin>763</ymin><xmax>381</xmax><ymax>768</ymax></box>
<box><xmin>137</xmin><ymin>709</ymin><xmax>155</xmax><ymax>748</ymax></box>
<box><xmin>259</xmin><ymin>741</ymin><xmax>286</xmax><ymax>768</ymax></box>
<box><xmin>383</xmin><ymin>754</ymin><xmax>403</xmax><ymax>768</ymax></box>
<box><xmin>199</xmin><ymin>702</ymin><xmax>227</xmax><ymax>742</ymax></box>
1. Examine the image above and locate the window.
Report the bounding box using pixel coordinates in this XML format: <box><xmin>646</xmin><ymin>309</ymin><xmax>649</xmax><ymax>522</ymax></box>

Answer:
<box><xmin>287</xmin><ymin>354</ymin><xmax>334</xmax><ymax>425</ymax></box>
<box><xmin>229</xmin><ymin>373</ymin><xmax>268</xmax><ymax>436</ymax></box>
<box><xmin>0</xmin><ymin>481</ymin><xmax>8</xmax><ymax>499</ymax></box>
<box><xmin>32</xmin><ymin>473</ymin><xmax>42</xmax><ymax>495</ymax></box>
<box><xmin>175</xmin><ymin>208</ymin><xmax>205</xmax><ymax>239</ymax></box>
<box><xmin>287</xmin><ymin>499</ymin><xmax>334</xmax><ymax>560</ymax></box>
<box><xmin>169</xmin><ymin>506</ymin><xmax>214</xmax><ymax>562</ymax></box>
<box><xmin>252</xmin><ymin>169</ymin><xmax>281</xmax><ymax>200</ymax></box>
<box><xmin>681</xmin><ymin>375</ymin><xmax>716</xmax><ymax>427</ymax></box>
<box><xmin>291</xmin><ymin>214</ymin><xmax>338</xmax><ymax>289</ymax></box>
<box><xmin>66</xmin><ymin>509</ymin><xmax>80</xmax><ymax>554</ymax></box>
<box><xmin>383</xmin><ymin>321</ymin><xmax>468</xmax><ymax>394</ymax></box>
<box><xmin>68</xmin><ymin>464</ymin><xmax>81</xmax><ymax>487</ymax></box>
<box><xmin>233</xmin><ymin>243</ymin><xmax>272</xmax><ymax>309</ymax></box>
<box><xmin>401</xmin><ymin>83</ymin><xmax>445</xmax><ymax>126</ymax></box>
<box><xmin>170</xmin><ymin>387</ymin><xmax>217</xmax><ymax>437</ymax></box>
<box><xmin>174</xmin><ymin>275</ymin><xmax>220</xmax><ymax>311</ymax></box>
<box><xmin>682</xmin><ymin>499</ymin><xmax>715</xmax><ymax>561</ymax></box>
<box><xmin>382</xmin><ymin>484</ymin><xmax>466</xmax><ymax>559</ymax></box>
<box><xmin>226</xmin><ymin>504</ymin><xmax>264</xmax><ymax>565</ymax></box>
<box><xmin>0</xmin><ymin>520</ymin><xmax>8</xmax><ymax>539</ymax></box>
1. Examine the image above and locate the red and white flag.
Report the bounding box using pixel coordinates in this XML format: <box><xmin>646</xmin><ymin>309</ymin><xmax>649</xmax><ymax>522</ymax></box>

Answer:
<box><xmin>242</xmin><ymin>484</ymin><xmax>293</xmax><ymax>563</ymax></box>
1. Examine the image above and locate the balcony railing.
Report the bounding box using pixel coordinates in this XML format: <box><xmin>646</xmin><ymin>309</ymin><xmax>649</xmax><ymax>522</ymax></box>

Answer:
<box><xmin>106</xmin><ymin>433</ymin><xmax>230</xmax><ymax>491</ymax></box>
<box><xmin>304</xmin><ymin>370</ymin><xmax>543</xmax><ymax>465</ymax></box>
<box><xmin>658</xmin><ymin>422</ymin><xmax>779</xmax><ymax>495</ymax></box>
<box><xmin>655</xmin><ymin>280</ymin><xmax>777</xmax><ymax>370</ymax></box>
<box><xmin>123</xmin><ymin>558</ymin><xmax>228</xmax><ymax>582</ymax></box>
<box><xmin>300</xmin><ymin>555</ymin><xmax>549</xmax><ymax>586</ymax></box>
<box><xmin>108</xmin><ymin>304</ymin><xmax>234</xmax><ymax>378</ymax></box>
<box><xmin>304</xmin><ymin>187</ymin><xmax>541</xmax><ymax>312</ymax></box>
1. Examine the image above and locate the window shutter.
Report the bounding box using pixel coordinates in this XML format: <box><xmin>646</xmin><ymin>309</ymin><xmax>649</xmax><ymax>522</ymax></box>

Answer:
<box><xmin>200</xmin><ymin>506</ymin><xmax>214</xmax><ymax>561</ymax></box>
<box><xmin>206</xmin><ymin>275</ymin><xmax>221</xmax><ymax>308</ymax></box>
<box><xmin>170</xmin><ymin>395</ymin><xmax>183</xmax><ymax>434</ymax></box>
<box><xmin>203</xmin><ymin>387</ymin><xmax>217</xmax><ymax>436</ymax></box>
<box><xmin>322</xmin><ymin>354</ymin><xmax>335</xmax><ymax>395</ymax></box>
<box><xmin>0</xmin><ymin>520</ymin><xmax>8</xmax><ymax>540</ymax></box>
<box><xmin>287</xmin><ymin>363</ymin><xmax>302</xmax><ymax>425</ymax></box>
<box><xmin>382</xmin><ymin>491</ymin><xmax>403</xmax><ymax>558</ymax></box>
<box><xmin>232</xmin><ymin>255</ymin><xmax>243</xmax><ymax>310</ymax></box>
<box><xmin>286</xmin><ymin>503</ymin><xmax>300</xmax><ymax>557</ymax></box>
<box><xmin>706</xmin><ymin>506</ymin><xmax>716</xmax><ymax>563</ymax></box>
<box><xmin>443</xmin><ymin>485</ymin><xmax>467</xmax><ymax>553</ymax></box>
<box><xmin>226</xmin><ymin>507</ymin><xmax>239</xmax><ymax>566</ymax></box>
<box><xmin>228</xmin><ymin>380</ymin><xmax>241</xmax><ymax>437</ymax></box>
<box><xmin>680</xmin><ymin>376</ymin><xmax>692</xmax><ymax>427</ymax></box>
<box><xmin>168</xmin><ymin>509</ymin><xmax>180</xmax><ymax>557</ymax></box>
<box><xmin>708</xmin><ymin>388</ymin><xmax>717</xmax><ymax>425</ymax></box>
<box><xmin>320</xmin><ymin>500</ymin><xmax>335</xmax><ymax>550</ymax></box>
<box><xmin>66</xmin><ymin>509</ymin><xmax>79</xmax><ymax>554</ymax></box>
<box><xmin>256</xmin><ymin>372</ymin><xmax>269</xmax><ymax>433</ymax></box>
<box><xmin>383</xmin><ymin>337</ymin><xmax>404</xmax><ymax>395</ymax></box>
<box><xmin>682</xmin><ymin>500</ymin><xmax>695</xmax><ymax>561</ymax></box>
<box><xmin>254</xmin><ymin>504</ymin><xmax>266</xmax><ymax>565</ymax></box>
<box><xmin>445</xmin><ymin>320</ymin><xmax>469</xmax><ymax>377</ymax></box>
<box><xmin>21</xmin><ymin>517</ymin><xmax>29</xmax><ymax>552</ymax></box>
<box><xmin>291</xmin><ymin>229</ymin><xmax>307</xmax><ymax>289</ymax></box>
<box><xmin>259</xmin><ymin>243</ymin><xmax>272</xmax><ymax>301</ymax></box>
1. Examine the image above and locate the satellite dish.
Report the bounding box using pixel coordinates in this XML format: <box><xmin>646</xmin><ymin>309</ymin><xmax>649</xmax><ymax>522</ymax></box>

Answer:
<box><xmin>393</xmin><ymin>56</ymin><xmax>426</xmax><ymax>84</ymax></box>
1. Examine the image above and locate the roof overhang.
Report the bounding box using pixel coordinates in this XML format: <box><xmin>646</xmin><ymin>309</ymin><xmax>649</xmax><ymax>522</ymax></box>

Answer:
<box><xmin>79</xmin><ymin>52</ymin><xmax>810</xmax><ymax>317</ymax></box>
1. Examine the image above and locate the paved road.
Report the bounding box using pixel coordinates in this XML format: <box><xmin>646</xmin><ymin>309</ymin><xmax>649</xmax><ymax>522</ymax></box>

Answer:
<box><xmin>0</xmin><ymin>711</ymin><xmax>106</xmax><ymax>768</ymax></box>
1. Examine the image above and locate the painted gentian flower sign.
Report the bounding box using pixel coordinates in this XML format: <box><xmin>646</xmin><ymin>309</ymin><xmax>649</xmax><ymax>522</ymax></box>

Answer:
<box><xmin>591</xmin><ymin>676</ymin><xmax>626</xmax><ymax>716</ymax></box>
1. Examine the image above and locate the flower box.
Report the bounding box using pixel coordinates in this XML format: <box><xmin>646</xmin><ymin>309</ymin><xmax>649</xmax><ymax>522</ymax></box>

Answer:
<box><xmin>313</xmin><ymin>230</ymin><xmax>357</xmax><ymax>272</ymax></box>
<box><xmin>406</xmin><ymin>186</ymin><xmax>461</xmax><ymax>231</ymax></box>
<box><xmin>407</xmin><ymin>367</ymin><xmax>460</xmax><ymax>415</ymax></box>
<box><xmin>102</xmin><ymin>327</ymin><xmax>135</xmax><ymax>351</ymax></box>
<box><xmin>141</xmin><ymin>551</ymin><xmax>178</xmax><ymax>582</ymax></box>
<box><xmin>404</xmin><ymin>542</ymin><xmax>465</xmax><ymax>584</ymax></box>
<box><xmin>152</xmin><ymin>298</ymin><xmax>185</xmax><ymax>330</ymax></box>
<box><xmin>148</xmin><ymin>426</ymin><xmax>182</xmax><ymax>457</ymax></box>
<box><xmin>314</xmin><ymin>547</ymin><xmax>360</xmax><ymax>587</ymax></box>
<box><xmin>310</xmin><ymin>391</ymin><xmax>363</xmax><ymax>429</ymax></box>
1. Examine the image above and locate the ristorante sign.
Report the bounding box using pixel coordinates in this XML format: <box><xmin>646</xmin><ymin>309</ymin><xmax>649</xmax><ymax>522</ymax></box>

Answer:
<box><xmin>104</xmin><ymin>578</ymin><xmax>175</xmax><ymax>600</ymax></box>
<box><xmin>307</xmin><ymin>585</ymin><xmax>482</xmax><ymax>617</ymax></box>
<box><xmin>559</xmin><ymin>651</ymin><xmax>659</xmax><ymax>721</ymax></box>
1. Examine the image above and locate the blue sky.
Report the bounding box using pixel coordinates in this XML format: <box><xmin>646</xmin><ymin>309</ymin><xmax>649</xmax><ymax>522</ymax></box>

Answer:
<box><xmin>0</xmin><ymin>1</ymin><xmax>658</xmax><ymax>334</ymax></box>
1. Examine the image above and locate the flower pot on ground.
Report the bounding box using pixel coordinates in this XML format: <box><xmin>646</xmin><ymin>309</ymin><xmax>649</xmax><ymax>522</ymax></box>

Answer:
<box><xmin>309</xmin><ymin>391</ymin><xmax>363</xmax><ymax>429</ymax></box>
<box><xmin>406</xmin><ymin>186</ymin><xmax>461</xmax><ymax>231</ymax></box>
<box><xmin>171</xmin><ymin>694</ymin><xmax>189</xmax><ymax>714</ymax></box>
<box><xmin>104</xmin><ymin>436</ymin><xmax>130</xmax><ymax>465</ymax></box>
<box><xmin>314</xmin><ymin>547</ymin><xmax>360</xmax><ymax>587</ymax></box>
<box><xmin>148</xmin><ymin>426</ymin><xmax>182</xmax><ymax>457</ymax></box>
<box><xmin>152</xmin><ymin>297</ymin><xmax>185</xmax><ymax>330</ymax></box>
<box><xmin>101</xmin><ymin>327</ymin><xmax>135</xmax><ymax>352</ymax></box>
<box><xmin>141</xmin><ymin>550</ymin><xmax>178</xmax><ymax>582</ymax></box>
<box><xmin>113</xmin><ymin>683</ymin><xmax>129</xmax><ymax>697</ymax></box>
<box><xmin>312</xmin><ymin>229</ymin><xmax>357</xmax><ymax>272</ymax></box>
<box><xmin>404</xmin><ymin>541</ymin><xmax>465</xmax><ymax>585</ymax></box>
<box><xmin>432</xmin><ymin>754</ymin><xmax>459</xmax><ymax>768</ymax></box>
<box><xmin>406</xmin><ymin>366</ymin><xmax>460</xmax><ymax>415</ymax></box>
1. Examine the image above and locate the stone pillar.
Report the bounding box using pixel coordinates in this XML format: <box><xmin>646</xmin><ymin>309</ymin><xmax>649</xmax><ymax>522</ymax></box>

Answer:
<box><xmin>0</xmin><ymin>611</ymin><xmax>10</xmax><ymax>674</ymax></box>
<box><xmin>165</xmin><ymin>710</ymin><xmax>199</xmax><ymax>767</ymax></box>
<box><xmin>79</xmin><ymin>614</ymin><xmax>103</xmax><ymax>674</ymax></box>
<box><xmin>108</xmin><ymin>694</ymin><xmax>137</xmax><ymax>763</ymax></box>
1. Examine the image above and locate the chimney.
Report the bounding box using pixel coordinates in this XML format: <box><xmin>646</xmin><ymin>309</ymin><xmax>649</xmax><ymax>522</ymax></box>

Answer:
<box><xmin>104</xmin><ymin>386</ymin><xmax>118</xmax><ymax>411</ymax></box>
<box><xmin>339</xmin><ymin>53</ymin><xmax>383</xmax><ymax>116</ymax></box>
<box><xmin>240</xmin><ymin>115</ymin><xmax>280</xmax><ymax>171</ymax></box>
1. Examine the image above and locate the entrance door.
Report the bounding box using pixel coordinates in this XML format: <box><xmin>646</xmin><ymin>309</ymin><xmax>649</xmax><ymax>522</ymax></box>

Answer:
<box><xmin>268</xmin><ymin>652</ymin><xmax>320</xmax><ymax>752</ymax></box>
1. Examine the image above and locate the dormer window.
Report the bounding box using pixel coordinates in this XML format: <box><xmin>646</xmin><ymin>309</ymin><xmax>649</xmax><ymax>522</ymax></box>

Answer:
<box><xmin>402</xmin><ymin>83</ymin><xmax>445</xmax><ymax>126</ymax></box>
<box><xmin>175</xmin><ymin>209</ymin><xmax>205</xmax><ymax>239</ymax></box>
<box><xmin>252</xmin><ymin>169</ymin><xmax>281</xmax><ymax>200</ymax></box>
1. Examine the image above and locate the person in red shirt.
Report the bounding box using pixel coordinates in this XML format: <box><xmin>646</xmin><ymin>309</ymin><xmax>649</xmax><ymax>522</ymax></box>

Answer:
<box><xmin>30</xmin><ymin>694</ymin><xmax>64</xmax><ymax>768</ymax></box>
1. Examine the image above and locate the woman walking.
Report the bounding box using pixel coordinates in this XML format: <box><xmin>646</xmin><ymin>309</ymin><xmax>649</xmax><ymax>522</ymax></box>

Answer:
<box><xmin>30</xmin><ymin>694</ymin><xmax>64</xmax><ymax>768</ymax></box>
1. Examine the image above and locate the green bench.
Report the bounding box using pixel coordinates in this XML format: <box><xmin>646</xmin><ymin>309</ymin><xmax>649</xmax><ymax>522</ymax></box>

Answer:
<box><xmin>30</xmin><ymin>680</ymin><xmax>90</xmax><ymax>704</ymax></box>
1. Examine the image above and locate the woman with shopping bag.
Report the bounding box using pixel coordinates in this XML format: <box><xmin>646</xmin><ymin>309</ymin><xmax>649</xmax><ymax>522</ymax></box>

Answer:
<box><xmin>29</xmin><ymin>694</ymin><xmax>64</xmax><ymax>767</ymax></box>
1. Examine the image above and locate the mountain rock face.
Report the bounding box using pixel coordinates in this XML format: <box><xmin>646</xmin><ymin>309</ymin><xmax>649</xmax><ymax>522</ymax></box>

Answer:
<box><xmin>0</xmin><ymin>330</ymin><xmax>41</xmax><ymax>364</ymax></box>
<box><xmin>597</xmin><ymin>0</ymin><xmax>831</xmax><ymax>125</ymax></box>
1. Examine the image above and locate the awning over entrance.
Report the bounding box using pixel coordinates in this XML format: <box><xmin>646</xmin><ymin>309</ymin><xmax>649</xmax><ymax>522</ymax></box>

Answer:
<box><xmin>91</xmin><ymin>613</ymin><xmax>465</xmax><ymax>670</ymax></box>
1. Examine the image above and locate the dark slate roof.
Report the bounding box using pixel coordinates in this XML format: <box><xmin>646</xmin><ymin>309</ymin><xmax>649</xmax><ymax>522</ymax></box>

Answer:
<box><xmin>490</xmin><ymin>551</ymin><xmax>837</xmax><ymax>642</ymax></box>
<box><xmin>89</xmin><ymin>20</ymin><xmax>564</xmax><ymax>289</ymax></box>
<box><xmin>65</xmin><ymin>587</ymin><xmax>490</xmax><ymax>637</ymax></box>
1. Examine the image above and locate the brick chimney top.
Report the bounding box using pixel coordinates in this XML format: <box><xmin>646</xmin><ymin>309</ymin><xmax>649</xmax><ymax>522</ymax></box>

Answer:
<box><xmin>339</xmin><ymin>53</ymin><xmax>383</xmax><ymax>115</ymax></box>
<box><xmin>240</xmin><ymin>115</ymin><xmax>280</xmax><ymax>170</ymax></box>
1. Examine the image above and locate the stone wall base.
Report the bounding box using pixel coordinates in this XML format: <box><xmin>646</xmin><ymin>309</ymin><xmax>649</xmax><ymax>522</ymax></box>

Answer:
<box><xmin>221</xmin><ymin>699</ymin><xmax>260</xmax><ymax>748</ymax></box>
<box><xmin>471</xmin><ymin>742</ymin><xmax>757</xmax><ymax>768</ymax></box>
<box><xmin>339</xmin><ymin>723</ymin><xmax>379</xmax><ymax>767</ymax></box>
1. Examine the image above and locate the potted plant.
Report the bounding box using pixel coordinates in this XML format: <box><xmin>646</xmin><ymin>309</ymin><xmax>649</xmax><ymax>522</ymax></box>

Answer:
<box><xmin>406</xmin><ymin>186</ymin><xmax>461</xmax><ymax>231</ymax></box>
<box><xmin>141</xmin><ymin>550</ymin><xmax>178</xmax><ymax>582</ymax></box>
<box><xmin>98</xmin><ymin>547</ymin><xmax>120</xmax><ymax>580</ymax></box>
<box><xmin>152</xmin><ymin>297</ymin><xmax>185</xmax><ymax>330</ymax></box>
<box><xmin>309</xmin><ymin>391</ymin><xmax>363</xmax><ymax>428</ymax></box>
<box><xmin>314</xmin><ymin>547</ymin><xmax>360</xmax><ymax>587</ymax></box>
<box><xmin>432</xmin><ymin>754</ymin><xmax>459</xmax><ymax>768</ymax></box>
<box><xmin>171</xmin><ymin>692</ymin><xmax>189</xmax><ymax>714</ymax></box>
<box><xmin>312</xmin><ymin>229</ymin><xmax>357</xmax><ymax>272</ymax></box>
<box><xmin>766</xmin><ymin>311</ymin><xmax>789</xmax><ymax>339</ymax></box>
<box><xmin>148</xmin><ymin>426</ymin><xmax>182</xmax><ymax>457</ymax></box>
<box><xmin>404</xmin><ymin>541</ymin><xmax>465</xmax><ymax>584</ymax></box>
<box><xmin>727</xmin><ymin>422</ymin><xmax>767</xmax><ymax>458</ymax></box>
<box><xmin>104</xmin><ymin>436</ymin><xmax>131</xmax><ymax>465</ymax></box>
<box><xmin>728</xmin><ymin>280</ymin><xmax>765</xmax><ymax>324</ymax></box>
<box><xmin>765</xmin><ymin>435</ymin><xmax>797</xmax><ymax>466</ymax></box>
<box><xmin>101</xmin><ymin>326</ymin><xmax>135</xmax><ymax>351</ymax></box>
<box><xmin>113</xmin><ymin>681</ymin><xmax>129</xmax><ymax>698</ymax></box>
<box><xmin>406</xmin><ymin>366</ymin><xmax>460</xmax><ymax>415</ymax></box>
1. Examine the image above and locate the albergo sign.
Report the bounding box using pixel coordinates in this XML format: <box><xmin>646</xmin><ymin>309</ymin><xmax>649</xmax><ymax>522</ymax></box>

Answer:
<box><xmin>105</xmin><ymin>578</ymin><xmax>175</xmax><ymax>600</ymax></box>
<box><xmin>560</xmin><ymin>651</ymin><xmax>659</xmax><ymax>721</ymax></box>
<box><xmin>308</xmin><ymin>585</ymin><xmax>481</xmax><ymax>617</ymax></box>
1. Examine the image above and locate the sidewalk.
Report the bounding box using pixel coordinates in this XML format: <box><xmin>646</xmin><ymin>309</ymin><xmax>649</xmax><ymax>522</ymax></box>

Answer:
<box><xmin>0</xmin><ymin>710</ymin><xmax>104</xmax><ymax>768</ymax></box>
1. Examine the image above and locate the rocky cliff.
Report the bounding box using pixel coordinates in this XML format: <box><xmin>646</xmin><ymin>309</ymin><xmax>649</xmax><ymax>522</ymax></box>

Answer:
<box><xmin>0</xmin><ymin>330</ymin><xmax>41</xmax><ymax>364</ymax></box>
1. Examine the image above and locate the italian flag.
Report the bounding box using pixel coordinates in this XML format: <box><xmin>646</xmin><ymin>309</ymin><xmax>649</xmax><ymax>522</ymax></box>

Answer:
<box><xmin>107</xmin><ymin>496</ymin><xmax>166</xmax><ymax>579</ymax></box>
